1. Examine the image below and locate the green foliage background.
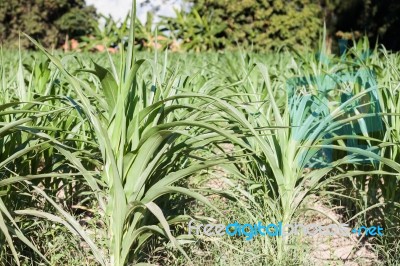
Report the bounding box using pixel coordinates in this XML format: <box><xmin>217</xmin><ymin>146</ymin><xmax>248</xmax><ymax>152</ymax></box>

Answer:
<box><xmin>190</xmin><ymin>0</ymin><xmax>322</xmax><ymax>51</ymax></box>
<box><xmin>2</xmin><ymin>0</ymin><xmax>400</xmax><ymax>51</ymax></box>
<box><xmin>160</xmin><ymin>0</ymin><xmax>400</xmax><ymax>51</ymax></box>
<box><xmin>0</xmin><ymin>0</ymin><xmax>97</xmax><ymax>49</ymax></box>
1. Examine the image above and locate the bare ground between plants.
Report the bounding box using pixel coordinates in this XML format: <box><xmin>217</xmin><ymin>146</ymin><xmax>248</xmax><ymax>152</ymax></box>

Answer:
<box><xmin>304</xmin><ymin>197</ymin><xmax>378</xmax><ymax>266</ymax></box>
<box><xmin>199</xmin><ymin>163</ymin><xmax>378</xmax><ymax>266</ymax></box>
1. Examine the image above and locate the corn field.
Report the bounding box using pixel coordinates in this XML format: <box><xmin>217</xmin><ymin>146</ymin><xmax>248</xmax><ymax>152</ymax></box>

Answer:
<box><xmin>0</xmin><ymin>6</ymin><xmax>400</xmax><ymax>265</ymax></box>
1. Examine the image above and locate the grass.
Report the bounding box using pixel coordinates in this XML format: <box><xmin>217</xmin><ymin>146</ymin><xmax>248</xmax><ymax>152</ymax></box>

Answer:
<box><xmin>0</xmin><ymin>7</ymin><xmax>399</xmax><ymax>264</ymax></box>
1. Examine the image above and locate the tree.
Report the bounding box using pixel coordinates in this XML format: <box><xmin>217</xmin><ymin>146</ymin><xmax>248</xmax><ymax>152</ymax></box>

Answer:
<box><xmin>321</xmin><ymin>0</ymin><xmax>400</xmax><ymax>51</ymax></box>
<box><xmin>155</xmin><ymin>0</ymin><xmax>400</xmax><ymax>52</ymax></box>
<box><xmin>0</xmin><ymin>0</ymin><xmax>98</xmax><ymax>49</ymax></box>
<box><xmin>174</xmin><ymin>0</ymin><xmax>323</xmax><ymax>51</ymax></box>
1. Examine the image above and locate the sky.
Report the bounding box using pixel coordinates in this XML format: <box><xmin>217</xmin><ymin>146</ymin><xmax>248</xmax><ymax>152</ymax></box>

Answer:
<box><xmin>85</xmin><ymin>0</ymin><xmax>182</xmax><ymax>23</ymax></box>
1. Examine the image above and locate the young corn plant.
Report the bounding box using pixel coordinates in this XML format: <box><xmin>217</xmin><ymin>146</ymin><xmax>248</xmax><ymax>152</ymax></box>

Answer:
<box><xmin>0</xmin><ymin>96</ymin><xmax>81</xmax><ymax>265</ymax></box>
<box><xmin>213</xmin><ymin>47</ymin><xmax>400</xmax><ymax>263</ymax></box>
<box><xmin>25</xmin><ymin>2</ymin><xmax>255</xmax><ymax>265</ymax></box>
<box><xmin>346</xmin><ymin>45</ymin><xmax>400</xmax><ymax>257</ymax></box>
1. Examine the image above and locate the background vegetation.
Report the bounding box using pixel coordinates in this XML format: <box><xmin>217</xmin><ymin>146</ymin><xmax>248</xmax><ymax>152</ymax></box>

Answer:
<box><xmin>0</xmin><ymin>0</ymin><xmax>97</xmax><ymax>48</ymax></box>
<box><xmin>2</xmin><ymin>0</ymin><xmax>400</xmax><ymax>52</ymax></box>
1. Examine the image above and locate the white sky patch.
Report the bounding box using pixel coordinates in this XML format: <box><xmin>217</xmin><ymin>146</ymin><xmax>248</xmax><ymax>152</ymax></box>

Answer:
<box><xmin>85</xmin><ymin>0</ymin><xmax>181</xmax><ymax>23</ymax></box>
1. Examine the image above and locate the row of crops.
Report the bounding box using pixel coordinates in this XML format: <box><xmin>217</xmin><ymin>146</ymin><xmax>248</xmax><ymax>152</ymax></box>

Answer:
<box><xmin>0</xmin><ymin>31</ymin><xmax>399</xmax><ymax>265</ymax></box>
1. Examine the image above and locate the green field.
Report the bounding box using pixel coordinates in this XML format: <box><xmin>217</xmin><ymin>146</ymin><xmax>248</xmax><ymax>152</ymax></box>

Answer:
<box><xmin>1</xmin><ymin>32</ymin><xmax>400</xmax><ymax>266</ymax></box>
